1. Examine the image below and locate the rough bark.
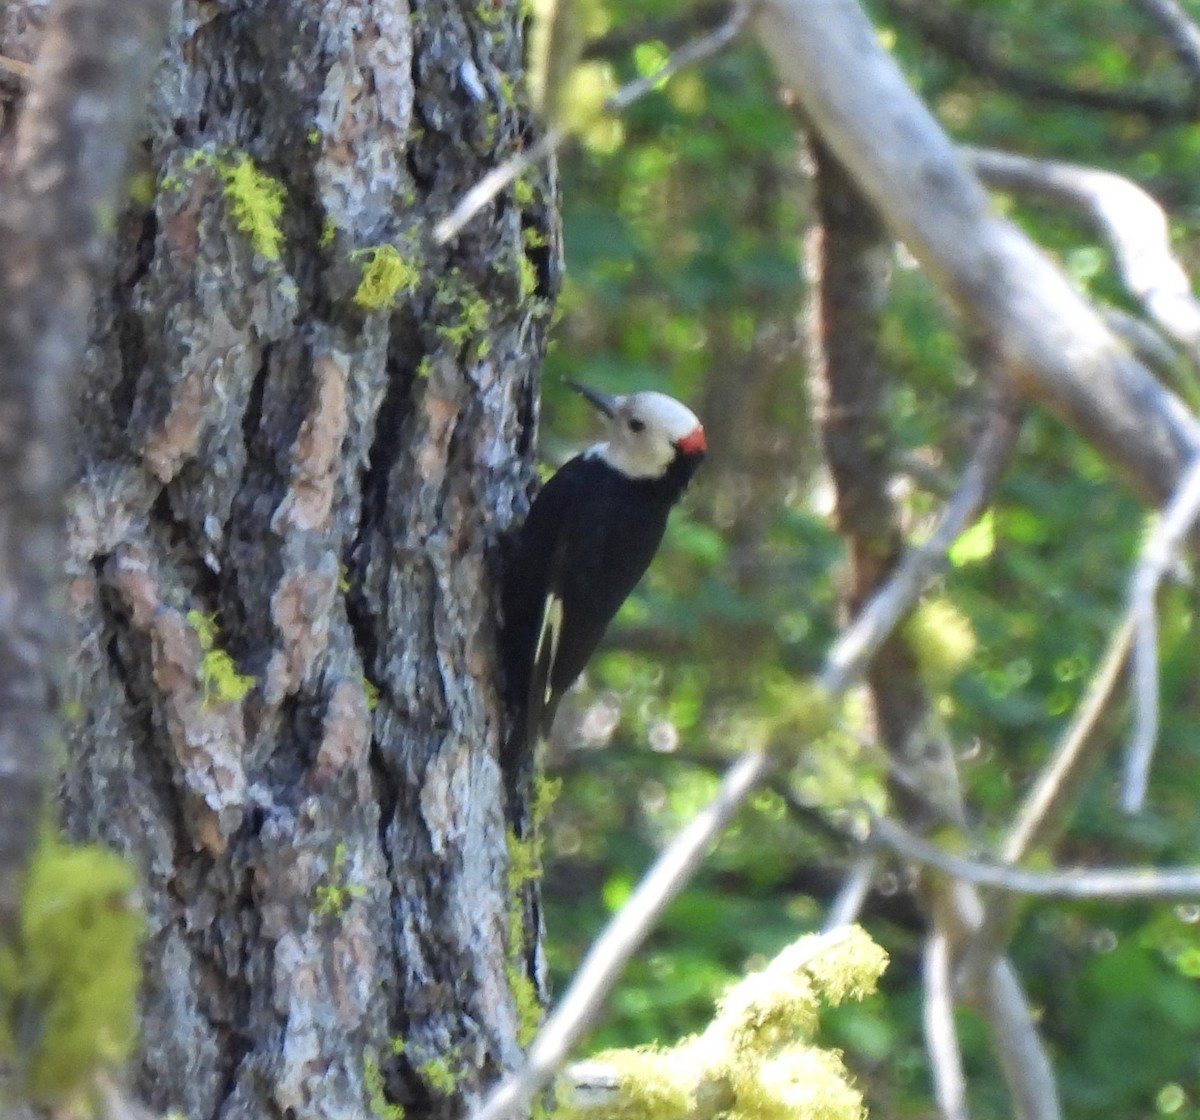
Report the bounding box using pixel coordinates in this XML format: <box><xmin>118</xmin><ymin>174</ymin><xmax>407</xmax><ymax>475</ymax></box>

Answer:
<box><xmin>4</xmin><ymin>1</ymin><xmax>560</xmax><ymax>1117</ymax></box>
<box><xmin>0</xmin><ymin>0</ymin><xmax>168</xmax><ymax>935</ymax></box>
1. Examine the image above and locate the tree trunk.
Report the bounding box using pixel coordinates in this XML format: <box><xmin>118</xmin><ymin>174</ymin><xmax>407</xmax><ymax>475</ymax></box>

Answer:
<box><xmin>7</xmin><ymin>2</ymin><xmax>559</xmax><ymax>1116</ymax></box>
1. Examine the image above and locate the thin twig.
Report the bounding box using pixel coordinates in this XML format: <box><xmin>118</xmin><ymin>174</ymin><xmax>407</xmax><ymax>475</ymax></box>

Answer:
<box><xmin>1004</xmin><ymin>614</ymin><xmax>1135</xmax><ymax>863</ymax></box>
<box><xmin>822</xmin><ymin>853</ymin><xmax>878</xmax><ymax>931</ymax></box>
<box><xmin>960</xmin><ymin>613</ymin><xmax>1134</xmax><ymax>980</ymax></box>
<box><xmin>869</xmin><ymin>814</ymin><xmax>1200</xmax><ymax>898</ymax></box>
<box><xmin>434</xmin><ymin>4</ymin><xmax>751</xmax><ymax>244</ymax></box>
<box><xmin>979</xmin><ymin>964</ymin><xmax>1063</xmax><ymax>1120</ymax></box>
<box><xmin>924</xmin><ymin>930</ymin><xmax>971</xmax><ymax>1120</ymax></box>
<box><xmin>1122</xmin><ymin>454</ymin><xmax>1200</xmax><ymax>811</ymax></box>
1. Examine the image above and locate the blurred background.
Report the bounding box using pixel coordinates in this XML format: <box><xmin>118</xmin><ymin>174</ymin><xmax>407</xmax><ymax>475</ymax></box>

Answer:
<box><xmin>532</xmin><ymin>0</ymin><xmax>1200</xmax><ymax>1116</ymax></box>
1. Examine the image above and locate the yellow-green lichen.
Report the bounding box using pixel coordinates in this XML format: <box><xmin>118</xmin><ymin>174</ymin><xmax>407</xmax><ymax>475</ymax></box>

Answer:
<box><xmin>418</xmin><ymin>1055</ymin><xmax>460</xmax><ymax>1096</ymax></box>
<box><xmin>187</xmin><ymin>609</ymin><xmax>257</xmax><ymax>705</ymax></box>
<box><xmin>362</xmin><ymin>675</ymin><xmax>381</xmax><ymax>712</ymax></box>
<box><xmin>217</xmin><ymin>155</ymin><xmax>287</xmax><ymax>261</ymax></box>
<box><xmin>504</xmin><ymin>777</ymin><xmax>561</xmax><ymax>1045</ymax></box>
<box><xmin>904</xmin><ymin>597</ymin><xmax>977</xmax><ymax>691</ymax></box>
<box><xmin>365</xmin><ymin>1052</ymin><xmax>406</xmax><ymax>1120</ymax></box>
<box><xmin>353</xmin><ymin>244</ymin><xmax>421</xmax><ymax>310</ymax></box>
<box><xmin>179</xmin><ymin>150</ymin><xmax>287</xmax><ymax>260</ymax></box>
<box><xmin>0</xmin><ymin>834</ymin><xmax>143</xmax><ymax>1106</ymax></box>
<box><xmin>320</xmin><ymin>215</ymin><xmax>338</xmax><ymax>250</ymax></box>
<box><xmin>314</xmin><ymin>841</ymin><xmax>366</xmax><ymax>918</ymax></box>
<box><xmin>561</xmin><ymin>927</ymin><xmax>887</xmax><ymax>1120</ymax></box>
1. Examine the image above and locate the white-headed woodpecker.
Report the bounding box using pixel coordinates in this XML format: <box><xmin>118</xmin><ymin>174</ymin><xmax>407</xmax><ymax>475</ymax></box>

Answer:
<box><xmin>501</xmin><ymin>382</ymin><xmax>707</xmax><ymax>776</ymax></box>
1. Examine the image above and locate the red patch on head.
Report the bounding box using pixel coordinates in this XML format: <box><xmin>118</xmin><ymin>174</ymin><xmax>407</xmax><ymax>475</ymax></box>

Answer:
<box><xmin>675</xmin><ymin>426</ymin><xmax>707</xmax><ymax>456</ymax></box>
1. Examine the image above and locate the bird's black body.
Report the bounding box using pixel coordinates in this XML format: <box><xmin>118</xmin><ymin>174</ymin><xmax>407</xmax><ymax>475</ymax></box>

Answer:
<box><xmin>500</xmin><ymin>386</ymin><xmax>706</xmax><ymax>780</ymax></box>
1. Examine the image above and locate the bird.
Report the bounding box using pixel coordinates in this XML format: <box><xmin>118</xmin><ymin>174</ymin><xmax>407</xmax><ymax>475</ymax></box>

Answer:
<box><xmin>500</xmin><ymin>380</ymin><xmax>707</xmax><ymax>780</ymax></box>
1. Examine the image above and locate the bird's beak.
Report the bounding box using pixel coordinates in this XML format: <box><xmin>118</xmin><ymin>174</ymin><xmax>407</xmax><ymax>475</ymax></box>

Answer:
<box><xmin>565</xmin><ymin>379</ymin><xmax>618</xmax><ymax>419</ymax></box>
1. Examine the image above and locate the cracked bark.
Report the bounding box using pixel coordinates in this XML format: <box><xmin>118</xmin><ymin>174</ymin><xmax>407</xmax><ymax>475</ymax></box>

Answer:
<box><xmin>2</xmin><ymin>1</ymin><xmax>559</xmax><ymax>1117</ymax></box>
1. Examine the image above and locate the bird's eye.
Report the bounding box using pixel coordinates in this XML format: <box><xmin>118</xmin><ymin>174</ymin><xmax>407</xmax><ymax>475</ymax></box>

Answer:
<box><xmin>628</xmin><ymin>417</ymin><xmax>646</xmax><ymax>433</ymax></box>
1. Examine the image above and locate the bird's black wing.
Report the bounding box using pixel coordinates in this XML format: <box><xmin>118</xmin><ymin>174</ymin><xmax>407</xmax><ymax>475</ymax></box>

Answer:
<box><xmin>500</xmin><ymin>458</ymin><xmax>587</xmax><ymax>762</ymax></box>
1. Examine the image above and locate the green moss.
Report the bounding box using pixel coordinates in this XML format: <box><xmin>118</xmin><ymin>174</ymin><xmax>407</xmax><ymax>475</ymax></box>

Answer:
<box><xmin>187</xmin><ymin>610</ymin><xmax>257</xmax><ymax>705</ymax></box>
<box><xmin>435</xmin><ymin>272</ymin><xmax>492</xmax><ymax>354</ymax></box>
<box><xmin>0</xmin><ymin>834</ymin><xmax>143</xmax><ymax>1105</ymax></box>
<box><xmin>320</xmin><ymin>215</ymin><xmax>338</xmax><ymax>249</ymax></box>
<box><xmin>218</xmin><ymin>155</ymin><xmax>287</xmax><ymax>260</ymax></box>
<box><xmin>314</xmin><ymin>841</ymin><xmax>366</xmax><ymax>918</ymax></box>
<box><xmin>353</xmin><ymin>244</ymin><xmax>421</xmax><ymax>310</ymax></box>
<box><xmin>514</xmin><ymin>176</ymin><xmax>536</xmax><ymax>207</ymax></box>
<box><xmin>362</xmin><ymin>675</ymin><xmax>381</xmax><ymax>712</ymax></box>
<box><xmin>179</xmin><ymin>150</ymin><xmax>287</xmax><ymax>260</ymax></box>
<box><xmin>561</xmin><ymin>928</ymin><xmax>888</xmax><ymax>1120</ymax></box>
<box><xmin>418</xmin><ymin>1055</ymin><xmax>460</xmax><ymax>1096</ymax></box>
<box><xmin>517</xmin><ymin>252</ymin><xmax>539</xmax><ymax>301</ymax></box>
<box><xmin>504</xmin><ymin>777</ymin><xmax>561</xmax><ymax>1045</ymax></box>
<box><xmin>365</xmin><ymin>1052</ymin><xmax>406</xmax><ymax>1120</ymax></box>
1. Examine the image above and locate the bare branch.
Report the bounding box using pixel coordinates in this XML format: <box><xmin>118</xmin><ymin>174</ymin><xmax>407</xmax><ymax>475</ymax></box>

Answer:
<box><xmin>924</xmin><ymin>930</ymin><xmax>970</xmax><ymax>1120</ymax></box>
<box><xmin>870</xmin><ymin>815</ymin><xmax>1200</xmax><ymax>899</ymax></box>
<box><xmin>434</xmin><ymin>4</ymin><xmax>750</xmax><ymax>244</ymax></box>
<box><xmin>1003</xmin><ymin>616</ymin><xmax>1134</xmax><ymax>864</ymax></box>
<box><xmin>1136</xmin><ymin>0</ymin><xmax>1200</xmax><ymax>84</ymax></box>
<box><xmin>755</xmin><ymin>0</ymin><xmax>1200</xmax><ymax>508</ymax></box>
<box><xmin>822</xmin><ymin>853</ymin><xmax>878</xmax><ymax>931</ymax></box>
<box><xmin>978</xmin><ymin>963</ymin><xmax>1063</xmax><ymax>1120</ymax></box>
<box><xmin>1123</xmin><ymin>454</ymin><xmax>1200</xmax><ymax>810</ymax></box>
<box><xmin>965</xmin><ymin>147</ymin><xmax>1200</xmax><ymax>368</ymax></box>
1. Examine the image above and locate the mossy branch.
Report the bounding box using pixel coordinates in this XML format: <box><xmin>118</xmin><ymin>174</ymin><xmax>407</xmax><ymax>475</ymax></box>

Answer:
<box><xmin>557</xmin><ymin>926</ymin><xmax>887</xmax><ymax>1120</ymax></box>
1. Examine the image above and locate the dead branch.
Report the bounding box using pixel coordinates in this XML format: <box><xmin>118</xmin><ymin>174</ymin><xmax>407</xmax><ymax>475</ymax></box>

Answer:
<box><xmin>756</xmin><ymin>0</ymin><xmax>1200</xmax><ymax>509</ymax></box>
<box><xmin>965</xmin><ymin>147</ymin><xmax>1200</xmax><ymax>369</ymax></box>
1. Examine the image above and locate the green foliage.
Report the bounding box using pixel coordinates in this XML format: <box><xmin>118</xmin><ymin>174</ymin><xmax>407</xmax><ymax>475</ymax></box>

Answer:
<box><xmin>0</xmin><ymin>834</ymin><xmax>143</xmax><ymax>1105</ymax></box>
<box><xmin>187</xmin><ymin>609</ymin><xmax>256</xmax><ymax>704</ymax></box>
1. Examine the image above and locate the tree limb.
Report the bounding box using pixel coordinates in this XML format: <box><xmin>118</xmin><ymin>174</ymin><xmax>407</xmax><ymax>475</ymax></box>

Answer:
<box><xmin>965</xmin><ymin>147</ymin><xmax>1200</xmax><ymax>371</ymax></box>
<box><xmin>924</xmin><ymin>930</ymin><xmax>970</xmax><ymax>1120</ymax></box>
<box><xmin>755</xmin><ymin>0</ymin><xmax>1200</xmax><ymax>510</ymax></box>
<box><xmin>1123</xmin><ymin>453</ymin><xmax>1200</xmax><ymax>810</ymax></box>
<box><xmin>870</xmin><ymin>815</ymin><xmax>1200</xmax><ymax>898</ymax></box>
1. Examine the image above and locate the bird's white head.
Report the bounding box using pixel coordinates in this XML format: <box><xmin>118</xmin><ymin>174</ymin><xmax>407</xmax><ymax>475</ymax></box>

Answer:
<box><xmin>570</xmin><ymin>382</ymin><xmax>707</xmax><ymax>480</ymax></box>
